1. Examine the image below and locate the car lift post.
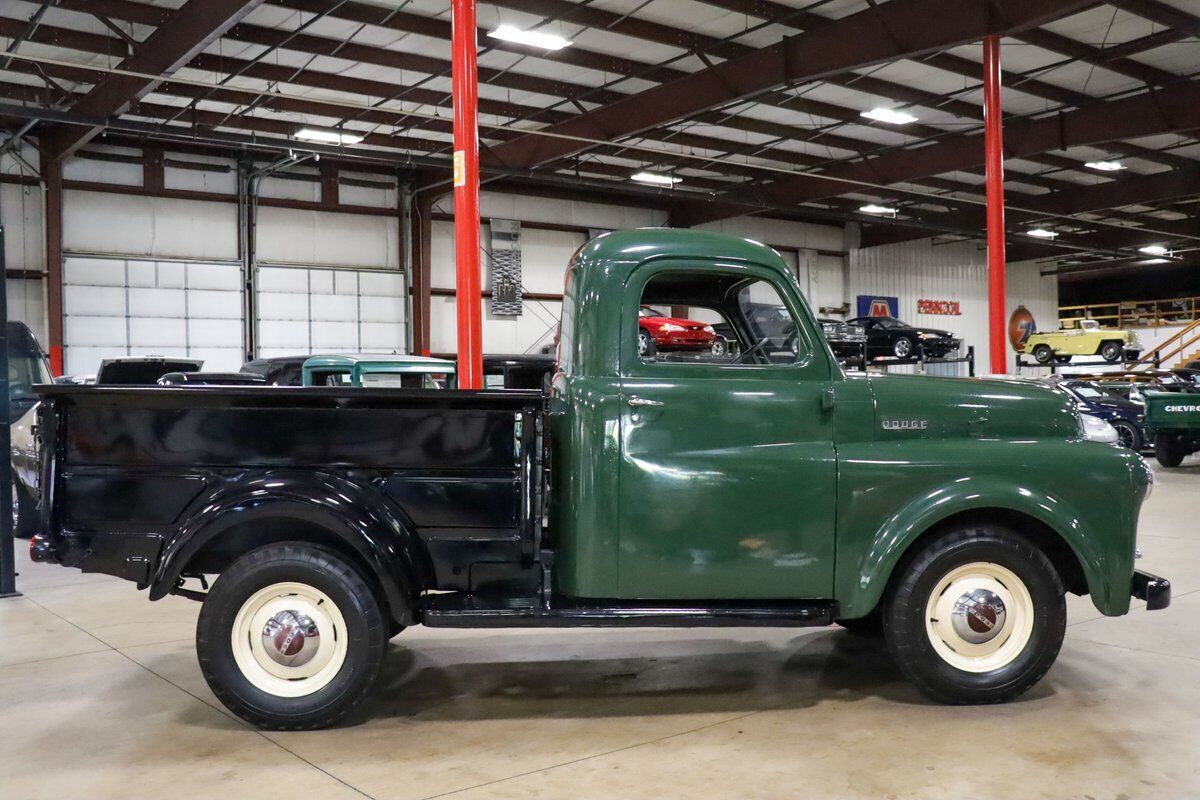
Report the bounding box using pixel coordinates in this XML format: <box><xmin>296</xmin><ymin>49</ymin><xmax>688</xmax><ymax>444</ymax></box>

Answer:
<box><xmin>451</xmin><ymin>0</ymin><xmax>484</xmax><ymax>389</ymax></box>
<box><xmin>0</xmin><ymin>224</ymin><xmax>17</xmax><ymax>598</ymax></box>
<box><xmin>983</xmin><ymin>35</ymin><xmax>1007</xmax><ymax>376</ymax></box>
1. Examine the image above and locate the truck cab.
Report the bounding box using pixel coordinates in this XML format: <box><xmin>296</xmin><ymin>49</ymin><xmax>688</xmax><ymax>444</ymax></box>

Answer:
<box><xmin>29</xmin><ymin>229</ymin><xmax>1167</xmax><ymax>730</ymax></box>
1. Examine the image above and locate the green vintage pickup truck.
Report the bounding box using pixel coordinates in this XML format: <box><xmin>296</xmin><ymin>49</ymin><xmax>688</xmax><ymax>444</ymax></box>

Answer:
<box><xmin>30</xmin><ymin>229</ymin><xmax>1167</xmax><ymax>729</ymax></box>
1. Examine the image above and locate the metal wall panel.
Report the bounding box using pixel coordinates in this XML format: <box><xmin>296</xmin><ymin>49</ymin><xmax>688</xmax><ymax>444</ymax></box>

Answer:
<box><xmin>848</xmin><ymin>239</ymin><xmax>1059</xmax><ymax>374</ymax></box>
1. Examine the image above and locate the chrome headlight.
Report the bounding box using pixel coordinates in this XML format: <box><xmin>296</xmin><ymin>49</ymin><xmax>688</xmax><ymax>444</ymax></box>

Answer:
<box><xmin>1079</xmin><ymin>412</ymin><xmax>1119</xmax><ymax>444</ymax></box>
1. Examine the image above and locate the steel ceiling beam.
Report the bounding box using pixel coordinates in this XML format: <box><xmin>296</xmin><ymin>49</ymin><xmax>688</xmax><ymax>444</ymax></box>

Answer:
<box><xmin>40</xmin><ymin>0</ymin><xmax>264</xmax><ymax>160</ymax></box>
<box><xmin>486</xmin><ymin>0</ymin><xmax>1093</xmax><ymax>170</ymax></box>
<box><xmin>673</xmin><ymin>79</ymin><xmax>1200</xmax><ymax>226</ymax></box>
<box><xmin>1107</xmin><ymin>0</ymin><xmax>1200</xmax><ymax>38</ymax></box>
<box><xmin>33</xmin><ymin>1</ymin><xmax>1170</xmax><ymax>202</ymax></box>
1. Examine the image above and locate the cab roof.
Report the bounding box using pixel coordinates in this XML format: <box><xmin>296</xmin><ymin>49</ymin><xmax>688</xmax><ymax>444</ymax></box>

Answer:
<box><xmin>577</xmin><ymin>228</ymin><xmax>789</xmax><ymax>271</ymax></box>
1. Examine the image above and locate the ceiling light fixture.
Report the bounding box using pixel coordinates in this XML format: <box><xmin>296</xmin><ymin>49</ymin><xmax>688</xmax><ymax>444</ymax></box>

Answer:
<box><xmin>861</xmin><ymin>107</ymin><xmax>918</xmax><ymax>125</ymax></box>
<box><xmin>1138</xmin><ymin>245</ymin><xmax>1169</xmax><ymax>256</ymax></box>
<box><xmin>1084</xmin><ymin>160</ymin><xmax>1124</xmax><ymax>171</ymax></box>
<box><xmin>294</xmin><ymin>127</ymin><xmax>363</xmax><ymax>145</ymax></box>
<box><xmin>859</xmin><ymin>204</ymin><xmax>898</xmax><ymax>215</ymax></box>
<box><xmin>631</xmin><ymin>171</ymin><xmax>682</xmax><ymax>186</ymax></box>
<box><xmin>1027</xmin><ymin>228</ymin><xmax>1059</xmax><ymax>239</ymax></box>
<box><xmin>488</xmin><ymin>25</ymin><xmax>572</xmax><ymax>51</ymax></box>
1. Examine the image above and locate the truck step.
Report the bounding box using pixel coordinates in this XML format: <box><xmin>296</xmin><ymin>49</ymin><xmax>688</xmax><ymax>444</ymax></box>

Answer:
<box><xmin>420</xmin><ymin>593</ymin><xmax>838</xmax><ymax>628</ymax></box>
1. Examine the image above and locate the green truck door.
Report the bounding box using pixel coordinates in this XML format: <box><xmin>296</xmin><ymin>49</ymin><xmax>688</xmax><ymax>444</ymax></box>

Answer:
<box><xmin>615</xmin><ymin>260</ymin><xmax>838</xmax><ymax>600</ymax></box>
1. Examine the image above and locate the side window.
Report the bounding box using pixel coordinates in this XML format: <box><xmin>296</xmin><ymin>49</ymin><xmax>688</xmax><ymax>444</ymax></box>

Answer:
<box><xmin>637</xmin><ymin>270</ymin><xmax>804</xmax><ymax>365</ymax></box>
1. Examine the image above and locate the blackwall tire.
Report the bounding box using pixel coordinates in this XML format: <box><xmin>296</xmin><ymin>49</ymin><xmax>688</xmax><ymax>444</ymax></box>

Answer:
<box><xmin>1154</xmin><ymin>433</ymin><xmax>1185</xmax><ymax>468</ymax></box>
<box><xmin>893</xmin><ymin>337</ymin><xmax>914</xmax><ymax>359</ymax></box>
<box><xmin>196</xmin><ymin>542</ymin><xmax>387</xmax><ymax>730</ymax></box>
<box><xmin>12</xmin><ymin>482</ymin><xmax>37</xmax><ymax>539</ymax></box>
<box><xmin>1100</xmin><ymin>341</ymin><xmax>1123</xmax><ymax>363</ymax></box>
<box><xmin>1032</xmin><ymin>345</ymin><xmax>1054</xmax><ymax>365</ymax></box>
<box><xmin>882</xmin><ymin>525</ymin><xmax>1065</xmax><ymax>705</ymax></box>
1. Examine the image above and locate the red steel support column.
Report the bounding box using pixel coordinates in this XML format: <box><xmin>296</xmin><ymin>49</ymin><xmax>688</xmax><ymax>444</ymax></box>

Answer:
<box><xmin>451</xmin><ymin>0</ymin><xmax>483</xmax><ymax>389</ymax></box>
<box><xmin>983</xmin><ymin>35</ymin><xmax>1007</xmax><ymax>374</ymax></box>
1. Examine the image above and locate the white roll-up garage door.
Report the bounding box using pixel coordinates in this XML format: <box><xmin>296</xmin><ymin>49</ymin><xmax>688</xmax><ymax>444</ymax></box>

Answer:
<box><xmin>255</xmin><ymin>265</ymin><xmax>406</xmax><ymax>358</ymax></box>
<box><xmin>62</xmin><ymin>255</ymin><xmax>244</xmax><ymax>376</ymax></box>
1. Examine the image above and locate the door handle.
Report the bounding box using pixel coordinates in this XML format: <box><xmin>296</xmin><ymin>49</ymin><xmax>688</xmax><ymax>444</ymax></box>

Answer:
<box><xmin>627</xmin><ymin>396</ymin><xmax>664</xmax><ymax>408</ymax></box>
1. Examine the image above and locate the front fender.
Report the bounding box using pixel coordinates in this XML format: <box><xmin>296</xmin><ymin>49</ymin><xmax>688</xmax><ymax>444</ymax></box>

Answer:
<box><xmin>149</xmin><ymin>471</ymin><xmax>430</xmax><ymax>625</ymax></box>
<box><xmin>835</xmin><ymin>441</ymin><xmax>1145</xmax><ymax>619</ymax></box>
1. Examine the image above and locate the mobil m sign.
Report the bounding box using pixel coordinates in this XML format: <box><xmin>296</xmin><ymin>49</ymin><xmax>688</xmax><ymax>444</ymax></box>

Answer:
<box><xmin>857</xmin><ymin>295</ymin><xmax>899</xmax><ymax>318</ymax></box>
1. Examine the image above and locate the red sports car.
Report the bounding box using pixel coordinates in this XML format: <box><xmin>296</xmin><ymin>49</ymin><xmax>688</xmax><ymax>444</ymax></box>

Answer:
<box><xmin>638</xmin><ymin>306</ymin><xmax>726</xmax><ymax>357</ymax></box>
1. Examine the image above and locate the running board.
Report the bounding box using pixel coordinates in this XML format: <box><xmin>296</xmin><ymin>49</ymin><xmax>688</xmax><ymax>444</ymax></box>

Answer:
<box><xmin>421</xmin><ymin>593</ymin><xmax>838</xmax><ymax>628</ymax></box>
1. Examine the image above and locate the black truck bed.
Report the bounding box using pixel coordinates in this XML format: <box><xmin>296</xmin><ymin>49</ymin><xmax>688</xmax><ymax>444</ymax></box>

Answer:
<box><xmin>35</xmin><ymin>385</ymin><xmax>544</xmax><ymax>605</ymax></box>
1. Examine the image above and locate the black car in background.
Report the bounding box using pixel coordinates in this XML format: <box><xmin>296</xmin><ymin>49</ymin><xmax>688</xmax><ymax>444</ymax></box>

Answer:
<box><xmin>1053</xmin><ymin>379</ymin><xmax>1147</xmax><ymax>451</ymax></box>
<box><xmin>849</xmin><ymin>315</ymin><xmax>961</xmax><ymax>361</ymax></box>
<box><xmin>241</xmin><ymin>353</ymin><xmax>556</xmax><ymax>390</ymax></box>
<box><xmin>818</xmin><ymin>318</ymin><xmax>867</xmax><ymax>366</ymax></box>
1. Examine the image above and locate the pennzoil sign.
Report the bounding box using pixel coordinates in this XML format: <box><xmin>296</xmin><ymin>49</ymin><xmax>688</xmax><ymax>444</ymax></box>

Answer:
<box><xmin>917</xmin><ymin>299</ymin><xmax>961</xmax><ymax>316</ymax></box>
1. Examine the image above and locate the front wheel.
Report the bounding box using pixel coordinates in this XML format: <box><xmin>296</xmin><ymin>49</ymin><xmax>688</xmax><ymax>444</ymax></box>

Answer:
<box><xmin>710</xmin><ymin>339</ymin><xmax>727</xmax><ymax>358</ymax></box>
<box><xmin>1032</xmin><ymin>344</ymin><xmax>1054</xmax><ymax>365</ymax></box>
<box><xmin>892</xmin><ymin>336</ymin><xmax>914</xmax><ymax>359</ymax></box>
<box><xmin>196</xmin><ymin>542</ymin><xmax>387</xmax><ymax>730</ymax></box>
<box><xmin>1154</xmin><ymin>433</ymin><xmax>1185</xmax><ymax>468</ymax></box>
<box><xmin>1111</xmin><ymin>420</ymin><xmax>1142</xmax><ymax>451</ymax></box>
<box><xmin>882</xmin><ymin>525</ymin><xmax>1065</xmax><ymax>704</ymax></box>
<box><xmin>1100</xmin><ymin>341</ymin><xmax>1123</xmax><ymax>363</ymax></box>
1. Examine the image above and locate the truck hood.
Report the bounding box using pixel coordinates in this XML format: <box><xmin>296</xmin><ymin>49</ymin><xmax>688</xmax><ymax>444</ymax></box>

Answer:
<box><xmin>865</xmin><ymin>373</ymin><xmax>1081</xmax><ymax>440</ymax></box>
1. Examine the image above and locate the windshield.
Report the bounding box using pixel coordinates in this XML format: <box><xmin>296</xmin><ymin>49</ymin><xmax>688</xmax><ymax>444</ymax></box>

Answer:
<box><xmin>1069</xmin><ymin>384</ymin><xmax>1108</xmax><ymax>399</ymax></box>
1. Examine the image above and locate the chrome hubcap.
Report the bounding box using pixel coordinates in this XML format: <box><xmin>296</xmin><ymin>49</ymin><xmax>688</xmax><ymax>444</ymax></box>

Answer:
<box><xmin>950</xmin><ymin>588</ymin><xmax>1007</xmax><ymax>644</ymax></box>
<box><xmin>261</xmin><ymin>610</ymin><xmax>321</xmax><ymax>667</ymax></box>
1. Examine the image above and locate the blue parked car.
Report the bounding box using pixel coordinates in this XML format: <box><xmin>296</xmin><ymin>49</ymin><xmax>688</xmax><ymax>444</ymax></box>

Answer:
<box><xmin>1054</xmin><ymin>379</ymin><xmax>1147</xmax><ymax>451</ymax></box>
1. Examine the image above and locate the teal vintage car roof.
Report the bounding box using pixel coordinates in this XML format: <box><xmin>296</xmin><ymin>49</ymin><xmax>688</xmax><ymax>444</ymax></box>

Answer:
<box><xmin>577</xmin><ymin>228</ymin><xmax>790</xmax><ymax>272</ymax></box>
<box><xmin>302</xmin><ymin>354</ymin><xmax>456</xmax><ymax>372</ymax></box>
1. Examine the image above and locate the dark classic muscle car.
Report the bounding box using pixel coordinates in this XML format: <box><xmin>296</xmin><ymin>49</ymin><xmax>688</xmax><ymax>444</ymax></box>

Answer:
<box><xmin>849</xmin><ymin>315</ymin><xmax>962</xmax><ymax>360</ymax></box>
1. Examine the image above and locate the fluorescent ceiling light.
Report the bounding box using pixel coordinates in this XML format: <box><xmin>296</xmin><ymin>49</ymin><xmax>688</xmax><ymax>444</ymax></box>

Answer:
<box><xmin>861</xmin><ymin>107</ymin><xmax>918</xmax><ymax>125</ymax></box>
<box><xmin>631</xmin><ymin>171</ymin><xmax>681</xmax><ymax>186</ymax></box>
<box><xmin>488</xmin><ymin>25</ymin><xmax>572</xmax><ymax>51</ymax></box>
<box><xmin>1027</xmin><ymin>228</ymin><xmax>1059</xmax><ymax>239</ymax></box>
<box><xmin>1084</xmin><ymin>160</ymin><xmax>1124</xmax><ymax>171</ymax></box>
<box><xmin>1138</xmin><ymin>245</ymin><xmax>1169</xmax><ymax>256</ymax></box>
<box><xmin>294</xmin><ymin>127</ymin><xmax>363</xmax><ymax>145</ymax></box>
<box><xmin>859</xmin><ymin>204</ymin><xmax>898</xmax><ymax>215</ymax></box>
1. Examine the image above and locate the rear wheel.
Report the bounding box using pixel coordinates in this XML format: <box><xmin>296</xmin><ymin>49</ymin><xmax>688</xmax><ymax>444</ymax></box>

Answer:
<box><xmin>882</xmin><ymin>525</ymin><xmax>1065</xmax><ymax>704</ymax></box>
<box><xmin>1100</xmin><ymin>341</ymin><xmax>1123</xmax><ymax>363</ymax></box>
<box><xmin>1111</xmin><ymin>420</ymin><xmax>1142</xmax><ymax>451</ymax></box>
<box><xmin>1032</xmin><ymin>344</ymin><xmax>1054</xmax><ymax>365</ymax></box>
<box><xmin>1154</xmin><ymin>433</ymin><xmax>1185</xmax><ymax>468</ymax></box>
<box><xmin>196</xmin><ymin>542</ymin><xmax>387</xmax><ymax>730</ymax></box>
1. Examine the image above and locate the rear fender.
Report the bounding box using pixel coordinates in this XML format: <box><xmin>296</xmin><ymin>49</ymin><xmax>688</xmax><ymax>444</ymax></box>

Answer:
<box><xmin>149</xmin><ymin>471</ymin><xmax>429</xmax><ymax>624</ymax></box>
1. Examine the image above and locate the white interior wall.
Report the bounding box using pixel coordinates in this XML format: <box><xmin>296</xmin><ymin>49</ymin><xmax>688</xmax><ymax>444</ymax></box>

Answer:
<box><xmin>848</xmin><ymin>238</ymin><xmax>1060</xmax><ymax>374</ymax></box>
<box><xmin>0</xmin><ymin>179</ymin><xmax>48</xmax><ymax>344</ymax></box>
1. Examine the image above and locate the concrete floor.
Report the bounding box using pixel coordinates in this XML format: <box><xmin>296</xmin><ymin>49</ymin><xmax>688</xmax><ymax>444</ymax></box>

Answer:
<box><xmin>2</xmin><ymin>462</ymin><xmax>1198</xmax><ymax>800</ymax></box>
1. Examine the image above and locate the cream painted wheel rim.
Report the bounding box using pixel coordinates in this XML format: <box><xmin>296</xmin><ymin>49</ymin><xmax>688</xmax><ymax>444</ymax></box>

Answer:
<box><xmin>231</xmin><ymin>582</ymin><xmax>348</xmax><ymax>697</ymax></box>
<box><xmin>924</xmin><ymin>562</ymin><xmax>1035</xmax><ymax>673</ymax></box>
